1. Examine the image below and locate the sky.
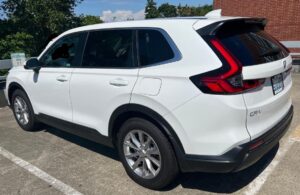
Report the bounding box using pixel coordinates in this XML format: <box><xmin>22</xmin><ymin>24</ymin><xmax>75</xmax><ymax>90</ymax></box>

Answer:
<box><xmin>75</xmin><ymin>0</ymin><xmax>213</xmax><ymax>15</ymax></box>
<box><xmin>0</xmin><ymin>0</ymin><xmax>213</xmax><ymax>22</ymax></box>
<box><xmin>75</xmin><ymin>0</ymin><xmax>213</xmax><ymax>21</ymax></box>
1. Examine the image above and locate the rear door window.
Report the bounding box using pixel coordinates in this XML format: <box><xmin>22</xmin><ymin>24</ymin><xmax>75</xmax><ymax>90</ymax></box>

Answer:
<box><xmin>215</xmin><ymin>23</ymin><xmax>288</xmax><ymax>66</ymax></box>
<box><xmin>82</xmin><ymin>30</ymin><xmax>135</xmax><ymax>68</ymax></box>
<box><xmin>138</xmin><ymin>29</ymin><xmax>174</xmax><ymax>66</ymax></box>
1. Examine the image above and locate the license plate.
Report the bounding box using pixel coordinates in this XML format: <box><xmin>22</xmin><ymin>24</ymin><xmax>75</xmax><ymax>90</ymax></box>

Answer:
<box><xmin>271</xmin><ymin>74</ymin><xmax>284</xmax><ymax>95</ymax></box>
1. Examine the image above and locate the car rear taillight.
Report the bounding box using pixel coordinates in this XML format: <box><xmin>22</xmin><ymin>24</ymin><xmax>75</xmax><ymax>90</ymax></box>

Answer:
<box><xmin>190</xmin><ymin>38</ymin><xmax>265</xmax><ymax>95</ymax></box>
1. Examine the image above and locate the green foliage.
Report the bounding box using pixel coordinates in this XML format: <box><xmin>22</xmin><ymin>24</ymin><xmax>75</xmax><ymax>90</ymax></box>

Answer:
<box><xmin>79</xmin><ymin>15</ymin><xmax>103</xmax><ymax>26</ymax></box>
<box><xmin>146</xmin><ymin>1</ymin><xmax>213</xmax><ymax>19</ymax></box>
<box><xmin>0</xmin><ymin>19</ymin><xmax>14</xmax><ymax>38</ymax></box>
<box><xmin>145</xmin><ymin>0</ymin><xmax>159</xmax><ymax>19</ymax></box>
<box><xmin>177</xmin><ymin>4</ymin><xmax>213</xmax><ymax>17</ymax></box>
<box><xmin>158</xmin><ymin>3</ymin><xmax>177</xmax><ymax>17</ymax></box>
<box><xmin>177</xmin><ymin>4</ymin><xmax>192</xmax><ymax>16</ymax></box>
<box><xmin>0</xmin><ymin>0</ymin><xmax>83</xmax><ymax>59</ymax></box>
<box><xmin>191</xmin><ymin>4</ymin><xmax>213</xmax><ymax>16</ymax></box>
<box><xmin>0</xmin><ymin>69</ymin><xmax>9</xmax><ymax>76</ymax></box>
<box><xmin>0</xmin><ymin>32</ymin><xmax>34</xmax><ymax>59</ymax></box>
<box><xmin>178</xmin><ymin>4</ymin><xmax>213</xmax><ymax>17</ymax></box>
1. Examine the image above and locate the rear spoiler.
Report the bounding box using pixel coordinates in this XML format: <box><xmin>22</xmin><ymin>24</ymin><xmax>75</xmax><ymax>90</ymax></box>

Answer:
<box><xmin>197</xmin><ymin>18</ymin><xmax>268</xmax><ymax>36</ymax></box>
<box><xmin>205</xmin><ymin>9</ymin><xmax>222</xmax><ymax>17</ymax></box>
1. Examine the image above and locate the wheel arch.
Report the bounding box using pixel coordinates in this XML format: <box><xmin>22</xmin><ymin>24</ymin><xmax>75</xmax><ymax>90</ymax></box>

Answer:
<box><xmin>7</xmin><ymin>82</ymin><xmax>27</xmax><ymax>105</ymax></box>
<box><xmin>108</xmin><ymin>104</ymin><xmax>186</xmax><ymax>157</ymax></box>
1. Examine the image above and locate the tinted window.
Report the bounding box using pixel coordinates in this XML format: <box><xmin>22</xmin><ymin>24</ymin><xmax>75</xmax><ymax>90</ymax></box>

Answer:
<box><xmin>82</xmin><ymin>30</ymin><xmax>134</xmax><ymax>68</ymax></box>
<box><xmin>216</xmin><ymin>23</ymin><xmax>288</xmax><ymax>66</ymax></box>
<box><xmin>40</xmin><ymin>33</ymin><xmax>86</xmax><ymax>67</ymax></box>
<box><xmin>138</xmin><ymin>30</ymin><xmax>174</xmax><ymax>66</ymax></box>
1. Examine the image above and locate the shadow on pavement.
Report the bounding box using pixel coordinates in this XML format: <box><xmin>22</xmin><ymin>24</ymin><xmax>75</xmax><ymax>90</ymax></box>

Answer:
<box><xmin>0</xmin><ymin>90</ymin><xmax>8</xmax><ymax>108</ymax></box>
<box><xmin>167</xmin><ymin>144</ymin><xmax>279</xmax><ymax>193</ymax></box>
<box><xmin>0</xmin><ymin>81</ymin><xmax>5</xmax><ymax>90</ymax></box>
<box><xmin>43</xmin><ymin>124</ymin><xmax>278</xmax><ymax>193</ymax></box>
<box><xmin>45</xmin><ymin>127</ymin><xmax>119</xmax><ymax>161</ymax></box>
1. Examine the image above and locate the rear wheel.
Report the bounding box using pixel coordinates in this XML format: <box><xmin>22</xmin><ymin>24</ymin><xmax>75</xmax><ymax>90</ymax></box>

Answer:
<box><xmin>117</xmin><ymin>118</ymin><xmax>178</xmax><ymax>190</ymax></box>
<box><xmin>11</xmin><ymin>89</ymin><xmax>40</xmax><ymax>131</ymax></box>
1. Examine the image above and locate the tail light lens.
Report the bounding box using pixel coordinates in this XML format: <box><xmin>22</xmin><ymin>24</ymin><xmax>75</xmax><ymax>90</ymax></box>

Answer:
<box><xmin>190</xmin><ymin>38</ymin><xmax>265</xmax><ymax>94</ymax></box>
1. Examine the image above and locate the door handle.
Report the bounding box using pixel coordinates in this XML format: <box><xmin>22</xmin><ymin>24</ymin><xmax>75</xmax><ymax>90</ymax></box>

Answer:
<box><xmin>109</xmin><ymin>78</ymin><xmax>128</xmax><ymax>87</ymax></box>
<box><xmin>56</xmin><ymin>75</ymin><xmax>68</xmax><ymax>82</ymax></box>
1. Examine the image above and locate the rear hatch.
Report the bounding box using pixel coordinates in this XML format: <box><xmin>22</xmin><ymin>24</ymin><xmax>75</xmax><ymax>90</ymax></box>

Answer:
<box><xmin>196</xmin><ymin>18</ymin><xmax>293</xmax><ymax>138</ymax></box>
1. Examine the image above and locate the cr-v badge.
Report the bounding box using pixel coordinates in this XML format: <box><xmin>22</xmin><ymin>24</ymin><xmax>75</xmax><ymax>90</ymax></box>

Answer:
<box><xmin>250</xmin><ymin>109</ymin><xmax>262</xmax><ymax>117</ymax></box>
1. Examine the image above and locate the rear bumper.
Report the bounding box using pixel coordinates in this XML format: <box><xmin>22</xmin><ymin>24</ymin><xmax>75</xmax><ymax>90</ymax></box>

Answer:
<box><xmin>178</xmin><ymin>105</ymin><xmax>293</xmax><ymax>173</ymax></box>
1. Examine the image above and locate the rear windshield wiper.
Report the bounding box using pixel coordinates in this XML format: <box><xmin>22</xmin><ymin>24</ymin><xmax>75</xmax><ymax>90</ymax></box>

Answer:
<box><xmin>260</xmin><ymin>47</ymin><xmax>281</xmax><ymax>57</ymax></box>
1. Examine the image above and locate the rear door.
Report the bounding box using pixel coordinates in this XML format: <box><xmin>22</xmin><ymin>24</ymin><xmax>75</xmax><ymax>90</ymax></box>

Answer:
<box><xmin>70</xmin><ymin>29</ymin><xmax>138</xmax><ymax>135</ymax></box>
<box><xmin>216</xmin><ymin>21</ymin><xmax>293</xmax><ymax>138</ymax></box>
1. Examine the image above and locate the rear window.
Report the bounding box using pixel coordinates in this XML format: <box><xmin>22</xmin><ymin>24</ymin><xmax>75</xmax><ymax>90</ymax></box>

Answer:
<box><xmin>215</xmin><ymin>23</ymin><xmax>288</xmax><ymax>66</ymax></box>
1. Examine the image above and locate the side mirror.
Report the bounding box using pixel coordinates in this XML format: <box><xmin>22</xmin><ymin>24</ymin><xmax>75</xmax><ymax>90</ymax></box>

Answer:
<box><xmin>25</xmin><ymin>58</ymin><xmax>41</xmax><ymax>73</ymax></box>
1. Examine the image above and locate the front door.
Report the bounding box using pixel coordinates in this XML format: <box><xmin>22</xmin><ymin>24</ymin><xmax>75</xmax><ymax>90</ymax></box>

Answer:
<box><xmin>26</xmin><ymin>32</ymin><xmax>87</xmax><ymax>122</ymax></box>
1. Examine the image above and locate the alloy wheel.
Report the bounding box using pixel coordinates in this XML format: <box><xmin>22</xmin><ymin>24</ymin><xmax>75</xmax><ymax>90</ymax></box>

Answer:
<box><xmin>13</xmin><ymin>96</ymin><xmax>30</xmax><ymax>125</ymax></box>
<box><xmin>123</xmin><ymin>130</ymin><xmax>161</xmax><ymax>179</ymax></box>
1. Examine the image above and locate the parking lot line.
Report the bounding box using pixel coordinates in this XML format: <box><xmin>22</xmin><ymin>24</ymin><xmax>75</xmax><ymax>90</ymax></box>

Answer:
<box><xmin>0</xmin><ymin>146</ymin><xmax>83</xmax><ymax>195</ymax></box>
<box><xmin>243</xmin><ymin>136</ymin><xmax>296</xmax><ymax>195</ymax></box>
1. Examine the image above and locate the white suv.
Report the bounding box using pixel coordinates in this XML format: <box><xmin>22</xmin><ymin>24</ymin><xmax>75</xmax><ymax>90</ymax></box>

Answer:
<box><xmin>5</xmin><ymin>17</ymin><xmax>293</xmax><ymax>189</ymax></box>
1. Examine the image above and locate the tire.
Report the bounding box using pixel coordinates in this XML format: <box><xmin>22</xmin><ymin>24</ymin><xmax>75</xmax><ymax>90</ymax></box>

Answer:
<box><xmin>117</xmin><ymin>117</ymin><xmax>178</xmax><ymax>190</ymax></box>
<box><xmin>11</xmin><ymin>89</ymin><xmax>40</xmax><ymax>131</ymax></box>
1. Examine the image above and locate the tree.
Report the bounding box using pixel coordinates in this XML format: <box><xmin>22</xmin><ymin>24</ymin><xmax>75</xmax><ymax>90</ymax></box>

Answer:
<box><xmin>79</xmin><ymin>15</ymin><xmax>103</xmax><ymax>26</ymax></box>
<box><xmin>158</xmin><ymin>3</ymin><xmax>177</xmax><ymax>17</ymax></box>
<box><xmin>145</xmin><ymin>0</ymin><xmax>159</xmax><ymax>19</ymax></box>
<box><xmin>177</xmin><ymin>4</ymin><xmax>212</xmax><ymax>17</ymax></box>
<box><xmin>0</xmin><ymin>18</ymin><xmax>14</xmax><ymax>38</ymax></box>
<box><xmin>0</xmin><ymin>0</ymin><xmax>83</xmax><ymax>58</ymax></box>
<box><xmin>177</xmin><ymin>4</ymin><xmax>192</xmax><ymax>16</ymax></box>
<box><xmin>0</xmin><ymin>32</ymin><xmax>34</xmax><ymax>59</ymax></box>
<box><xmin>192</xmin><ymin>5</ymin><xmax>213</xmax><ymax>16</ymax></box>
<box><xmin>146</xmin><ymin>2</ymin><xmax>213</xmax><ymax>19</ymax></box>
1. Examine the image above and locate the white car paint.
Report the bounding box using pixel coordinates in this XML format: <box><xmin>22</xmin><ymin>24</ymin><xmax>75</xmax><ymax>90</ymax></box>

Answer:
<box><xmin>70</xmin><ymin>68</ymin><xmax>139</xmax><ymax>136</ymax></box>
<box><xmin>26</xmin><ymin>68</ymin><xmax>74</xmax><ymax>122</ymax></box>
<box><xmin>5</xmin><ymin>17</ymin><xmax>293</xmax><ymax>157</ymax></box>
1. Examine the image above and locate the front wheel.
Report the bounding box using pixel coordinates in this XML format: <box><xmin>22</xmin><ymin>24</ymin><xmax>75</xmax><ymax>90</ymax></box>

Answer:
<box><xmin>117</xmin><ymin>118</ymin><xmax>178</xmax><ymax>190</ymax></box>
<box><xmin>11</xmin><ymin>89</ymin><xmax>40</xmax><ymax>131</ymax></box>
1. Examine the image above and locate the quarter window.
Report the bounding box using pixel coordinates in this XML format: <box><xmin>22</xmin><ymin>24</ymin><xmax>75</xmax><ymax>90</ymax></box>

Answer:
<box><xmin>40</xmin><ymin>33</ymin><xmax>86</xmax><ymax>68</ymax></box>
<box><xmin>138</xmin><ymin>29</ymin><xmax>174</xmax><ymax>66</ymax></box>
<box><xmin>82</xmin><ymin>30</ymin><xmax>134</xmax><ymax>68</ymax></box>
